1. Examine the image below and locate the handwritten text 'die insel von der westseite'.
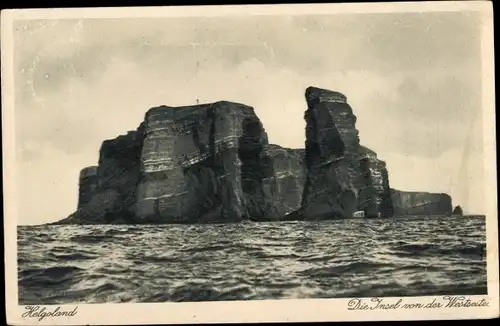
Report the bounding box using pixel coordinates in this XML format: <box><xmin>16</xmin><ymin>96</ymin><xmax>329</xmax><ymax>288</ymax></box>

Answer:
<box><xmin>347</xmin><ymin>296</ymin><xmax>490</xmax><ymax>311</ymax></box>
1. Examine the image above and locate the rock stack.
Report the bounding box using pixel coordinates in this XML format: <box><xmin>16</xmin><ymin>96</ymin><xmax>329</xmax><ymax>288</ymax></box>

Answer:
<box><xmin>293</xmin><ymin>87</ymin><xmax>394</xmax><ymax>219</ymax></box>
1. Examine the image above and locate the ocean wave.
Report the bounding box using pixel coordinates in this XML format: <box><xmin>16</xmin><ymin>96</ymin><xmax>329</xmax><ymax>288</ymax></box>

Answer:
<box><xmin>394</xmin><ymin>243</ymin><xmax>485</xmax><ymax>259</ymax></box>
<box><xmin>17</xmin><ymin>217</ymin><xmax>487</xmax><ymax>304</ymax></box>
<box><xmin>19</xmin><ymin>266</ymin><xmax>85</xmax><ymax>288</ymax></box>
<box><xmin>69</xmin><ymin>234</ymin><xmax>111</xmax><ymax>244</ymax></box>
<box><xmin>181</xmin><ymin>244</ymin><xmax>232</xmax><ymax>253</ymax></box>
<box><xmin>47</xmin><ymin>252</ymin><xmax>99</xmax><ymax>261</ymax></box>
<box><xmin>104</xmin><ymin>228</ymin><xmax>134</xmax><ymax>236</ymax></box>
<box><xmin>298</xmin><ymin>261</ymin><xmax>396</xmax><ymax>277</ymax></box>
<box><xmin>19</xmin><ymin>266</ymin><xmax>83</xmax><ymax>280</ymax></box>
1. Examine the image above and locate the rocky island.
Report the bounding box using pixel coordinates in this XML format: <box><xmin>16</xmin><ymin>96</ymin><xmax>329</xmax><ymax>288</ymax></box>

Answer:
<box><xmin>55</xmin><ymin>86</ymin><xmax>455</xmax><ymax>224</ymax></box>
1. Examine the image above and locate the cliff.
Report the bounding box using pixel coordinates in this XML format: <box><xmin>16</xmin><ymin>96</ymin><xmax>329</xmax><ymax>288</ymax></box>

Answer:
<box><xmin>135</xmin><ymin>102</ymin><xmax>270</xmax><ymax>223</ymax></box>
<box><xmin>390</xmin><ymin>189</ymin><xmax>453</xmax><ymax>216</ymax></box>
<box><xmin>57</xmin><ymin>102</ymin><xmax>306</xmax><ymax>224</ymax></box>
<box><xmin>259</xmin><ymin>145</ymin><xmax>306</xmax><ymax>220</ymax></box>
<box><xmin>294</xmin><ymin>87</ymin><xmax>393</xmax><ymax>219</ymax></box>
<box><xmin>57</xmin><ymin>126</ymin><xmax>145</xmax><ymax>224</ymax></box>
<box><xmin>77</xmin><ymin>166</ymin><xmax>98</xmax><ymax>208</ymax></box>
<box><xmin>55</xmin><ymin>86</ymin><xmax>455</xmax><ymax>224</ymax></box>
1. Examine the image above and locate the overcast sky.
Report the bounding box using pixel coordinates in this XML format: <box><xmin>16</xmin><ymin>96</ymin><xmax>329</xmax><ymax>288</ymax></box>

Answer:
<box><xmin>13</xmin><ymin>11</ymin><xmax>485</xmax><ymax>225</ymax></box>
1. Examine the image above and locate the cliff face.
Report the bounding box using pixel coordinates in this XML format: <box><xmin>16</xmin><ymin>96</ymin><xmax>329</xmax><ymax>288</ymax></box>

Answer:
<box><xmin>57</xmin><ymin>127</ymin><xmax>144</xmax><ymax>224</ymax></box>
<box><xmin>77</xmin><ymin>166</ymin><xmax>98</xmax><ymax>208</ymax></box>
<box><xmin>98</xmin><ymin>127</ymin><xmax>145</xmax><ymax>222</ymax></box>
<box><xmin>58</xmin><ymin>101</ymin><xmax>308</xmax><ymax>224</ymax></box>
<box><xmin>135</xmin><ymin>102</ymin><xmax>271</xmax><ymax>223</ymax></box>
<box><xmin>390</xmin><ymin>189</ymin><xmax>452</xmax><ymax>216</ymax></box>
<box><xmin>358</xmin><ymin>146</ymin><xmax>394</xmax><ymax>218</ymax></box>
<box><xmin>133</xmin><ymin>103</ymin><xmax>308</xmax><ymax>223</ymax></box>
<box><xmin>298</xmin><ymin>87</ymin><xmax>393</xmax><ymax>219</ymax></box>
<box><xmin>56</xmin><ymin>86</ymin><xmax>456</xmax><ymax>225</ymax></box>
<box><xmin>259</xmin><ymin>145</ymin><xmax>306</xmax><ymax>220</ymax></box>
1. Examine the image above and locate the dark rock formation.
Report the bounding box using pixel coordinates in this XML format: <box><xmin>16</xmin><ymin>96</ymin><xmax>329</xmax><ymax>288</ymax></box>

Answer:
<box><xmin>58</xmin><ymin>101</ymin><xmax>308</xmax><ymax>224</ymax></box>
<box><xmin>77</xmin><ymin>166</ymin><xmax>98</xmax><ymax>208</ymax></box>
<box><xmin>135</xmin><ymin>102</ymin><xmax>270</xmax><ymax>223</ymax></box>
<box><xmin>295</xmin><ymin>87</ymin><xmax>393</xmax><ymax>219</ymax></box>
<box><xmin>358</xmin><ymin>146</ymin><xmax>394</xmax><ymax>217</ymax></box>
<box><xmin>452</xmin><ymin>205</ymin><xmax>464</xmax><ymax>216</ymax></box>
<box><xmin>259</xmin><ymin>145</ymin><xmax>306</xmax><ymax>220</ymax></box>
<box><xmin>390</xmin><ymin>189</ymin><xmax>453</xmax><ymax>216</ymax></box>
<box><xmin>97</xmin><ymin>126</ymin><xmax>145</xmax><ymax>222</ymax></box>
<box><xmin>55</xmin><ymin>86</ymin><xmax>454</xmax><ymax>225</ymax></box>
<box><xmin>56</xmin><ymin>127</ymin><xmax>144</xmax><ymax>224</ymax></box>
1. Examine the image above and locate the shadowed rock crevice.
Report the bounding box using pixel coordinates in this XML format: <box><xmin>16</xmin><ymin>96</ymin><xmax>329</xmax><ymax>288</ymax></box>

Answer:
<box><xmin>259</xmin><ymin>145</ymin><xmax>306</xmax><ymax>220</ymax></box>
<box><xmin>239</xmin><ymin>116</ymin><xmax>269</xmax><ymax>219</ymax></box>
<box><xmin>54</xmin><ymin>86</ymin><xmax>454</xmax><ymax>225</ymax></box>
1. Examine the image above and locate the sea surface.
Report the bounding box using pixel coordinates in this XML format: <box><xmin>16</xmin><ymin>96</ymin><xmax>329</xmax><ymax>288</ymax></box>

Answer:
<box><xmin>18</xmin><ymin>216</ymin><xmax>487</xmax><ymax>304</ymax></box>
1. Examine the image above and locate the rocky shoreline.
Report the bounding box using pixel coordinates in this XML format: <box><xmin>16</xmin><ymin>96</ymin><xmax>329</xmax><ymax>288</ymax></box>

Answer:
<box><xmin>54</xmin><ymin>86</ymin><xmax>457</xmax><ymax>224</ymax></box>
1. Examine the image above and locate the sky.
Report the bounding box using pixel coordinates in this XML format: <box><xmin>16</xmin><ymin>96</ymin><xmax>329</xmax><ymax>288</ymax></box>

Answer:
<box><xmin>12</xmin><ymin>11</ymin><xmax>486</xmax><ymax>225</ymax></box>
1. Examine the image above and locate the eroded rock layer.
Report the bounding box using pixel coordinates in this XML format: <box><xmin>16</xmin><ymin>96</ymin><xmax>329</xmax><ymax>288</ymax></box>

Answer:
<box><xmin>390</xmin><ymin>189</ymin><xmax>452</xmax><ymax>216</ymax></box>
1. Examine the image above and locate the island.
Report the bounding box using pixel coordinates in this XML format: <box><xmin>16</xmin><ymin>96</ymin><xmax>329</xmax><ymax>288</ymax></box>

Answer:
<box><xmin>54</xmin><ymin>86</ymin><xmax>455</xmax><ymax>224</ymax></box>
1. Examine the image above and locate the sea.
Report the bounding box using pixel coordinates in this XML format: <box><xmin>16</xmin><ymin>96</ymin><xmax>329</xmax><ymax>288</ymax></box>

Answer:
<box><xmin>17</xmin><ymin>216</ymin><xmax>487</xmax><ymax>304</ymax></box>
